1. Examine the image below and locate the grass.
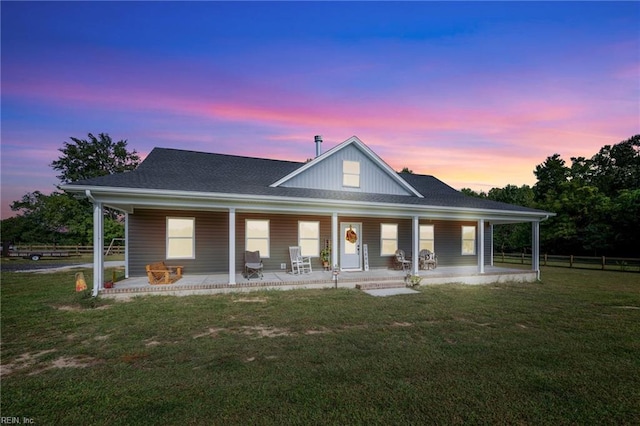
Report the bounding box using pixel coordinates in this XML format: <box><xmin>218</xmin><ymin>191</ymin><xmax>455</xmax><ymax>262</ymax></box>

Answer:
<box><xmin>1</xmin><ymin>266</ymin><xmax>639</xmax><ymax>425</ymax></box>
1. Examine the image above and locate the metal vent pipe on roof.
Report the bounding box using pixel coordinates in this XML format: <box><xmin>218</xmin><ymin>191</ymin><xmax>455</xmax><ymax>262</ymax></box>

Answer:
<box><xmin>314</xmin><ymin>135</ymin><xmax>323</xmax><ymax>157</ymax></box>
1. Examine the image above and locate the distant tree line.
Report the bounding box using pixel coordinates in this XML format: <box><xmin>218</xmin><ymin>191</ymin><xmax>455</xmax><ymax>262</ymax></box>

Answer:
<box><xmin>1</xmin><ymin>133</ymin><xmax>140</xmax><ymax>246</ymax></box>
<box><xmin>463</xmin><ymin>135</ymin><xmax>640</xmax><ymax>257</ymax></box>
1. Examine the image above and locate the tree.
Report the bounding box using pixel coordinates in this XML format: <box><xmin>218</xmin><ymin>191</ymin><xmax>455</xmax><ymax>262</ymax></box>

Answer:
<box><xmin>532</xmin><ymin>136</ymin><xmax>639</xmax><ymax>256</ymax></box>
<box><xmin>611</xmin><ymin>189</ymin><xmax>640</xmax><ymax>256</ymax></box>
<box><xmin>572</xmin><ymin>135</ymin><xmax>640</xmax><ymax>197</ymax></box>
<box><xmin>51</xmin><ymin>132</ymin><xmax>140</xmax><ymax>183</ymax></box>
<box><xmin>487</xmin><ymin>185</ymin><xmax>535</xmax><ymax>253</ymax></box>
<box><xmin>533</xmin><ymin>154</ymin><xmax>570</xmax><ymax>202</ymax></box>
<box><xmin>460</xmin><ymin>188</ymin><xmax>487</xmax><ymax>198</ymax></box>
<box><xmin>4</xmin><ymin>133</ymin><xmax>140</xmax><ymax>245</ymax></box>
<box><xmin>10</xmin><ymin>191</ymin><xmax>93</xmax><ymax>244</ymax></box>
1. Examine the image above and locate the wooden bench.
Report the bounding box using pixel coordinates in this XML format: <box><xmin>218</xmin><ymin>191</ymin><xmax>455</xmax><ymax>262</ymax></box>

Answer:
<box><xmin>145</xmin><ymin>261</ymin><xmax>183</xmax><ymax>285</ymax></box>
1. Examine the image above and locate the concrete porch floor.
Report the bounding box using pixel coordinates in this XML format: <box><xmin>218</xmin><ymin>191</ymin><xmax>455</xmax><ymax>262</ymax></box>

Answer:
<box><xmin>100</xmin><ymin>266</ymin><xmax>537</xmax><ymax>298</ymax></box>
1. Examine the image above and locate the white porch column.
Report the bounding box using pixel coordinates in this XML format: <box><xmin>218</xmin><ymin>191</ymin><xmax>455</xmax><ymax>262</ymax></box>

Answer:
<box><xmin>478</xmin><ymin>219</ymin><xmax>485</xmax><ymax>274</ymax></box>
<box><xmin>412</xmin><ymin>216</ymin><xmax>419</xmax><ymax>275</ymax></box>
<box><xmin>532</xmin><ymin>221</ymin><xmax>540</xmax><ymax>280</ymax></box>
<box><xmin>124</xmin><ymin>212</ymin><xmax>129</xmax><ymax>278</ymax></box>
<box><xmin>331</xmin><ymin>213</ymin><xmax>338</xmax><ymax>268</ymax></box>
<box><xmin>490</xmin><ymin>223</ymin><xmax>494</xmax><ymax>267</ymax></box>
<box><xmin>92</xmin><ymin>201</ymin><xmax>104</xmax><ymax>297</ymax></box>
<box><xmin>229</xmin><ymin>208</ymin><xmax>236</xmax><ymax>285</ymax></box>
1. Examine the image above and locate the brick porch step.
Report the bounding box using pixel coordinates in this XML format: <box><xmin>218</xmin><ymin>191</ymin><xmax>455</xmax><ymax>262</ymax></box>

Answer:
<box><xmin>355</xmin><ymin>282</ymin><xmax>407</xmax><ymax>291</ymax></box>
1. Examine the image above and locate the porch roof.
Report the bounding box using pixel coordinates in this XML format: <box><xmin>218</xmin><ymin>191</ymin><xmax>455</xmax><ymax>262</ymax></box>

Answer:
<box><xmin>62</xmin><ymin>147</ymin><xmax>551</xmax><ymax>220</ymax></box>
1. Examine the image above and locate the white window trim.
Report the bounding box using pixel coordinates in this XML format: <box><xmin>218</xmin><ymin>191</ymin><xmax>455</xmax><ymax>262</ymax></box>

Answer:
<box><xmin>343</xmin><ymin>160</ymin><xmax>360</xmax><ymax>188</ymax></box>
<box><xmin>246</xmin><ymin>219</ymin><xmax>270</xmax><ymax>258</ymax></box>
<box><xmin>166</xmin><ymin>217</ymin><xmax>195</xmax><ymax>260</ymax></box>
<box><xmin>298</xmin><ymin>220</ymin><xmax>320</xmax><ymax>257</ymax></box>
<box><xmin>461</xmin><ymin>225</ymin><xmax>476</xmax><ymax>256</ymax></box>
<box><xmin>380</xmin><ymin>223</ymin><xmax>398</xmax><ymax>256</ymax></box>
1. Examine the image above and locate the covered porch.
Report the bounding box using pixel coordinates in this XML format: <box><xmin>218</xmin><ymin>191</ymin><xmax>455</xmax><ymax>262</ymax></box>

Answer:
<box><xmin>100</xmin><ymin>265</ymin><xmax>537</xmax><ymax>298</ymax></box>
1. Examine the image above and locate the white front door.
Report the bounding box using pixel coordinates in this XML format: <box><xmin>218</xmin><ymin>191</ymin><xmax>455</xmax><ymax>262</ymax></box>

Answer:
<box><xmin>340</xmin><ymin>223</ymin><xmax>362</xmax><ymax>270</ymax></box>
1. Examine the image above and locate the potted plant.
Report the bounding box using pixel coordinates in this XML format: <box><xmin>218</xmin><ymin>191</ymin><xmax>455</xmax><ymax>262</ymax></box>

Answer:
<box><xmin>320</xmin><ymin>247</ymin><xmax>331</xmax><ymax>269</ymax></box>
<box><xmin>406</xmin><ymin>274</ymin><xmax>422</xmax><ymax>287</ymax></box>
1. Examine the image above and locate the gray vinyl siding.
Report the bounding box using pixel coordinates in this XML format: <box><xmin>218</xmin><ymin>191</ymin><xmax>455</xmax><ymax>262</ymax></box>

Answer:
<box><xmin>128</xmin><ymin>210</ymin><xmax>489</xmax><ymax>276</ymax></box>
<box><xmin>236</xmin><ymin>213</ymin><xmax>332</xmax><ymax>272</ymax></box>
<box><xmin>128</xmin><ymin>209</ymin><xmax>228</xmax><ymax>277</ymax></box>
<box><xmin>280</xmin><ymin>144</ymin><xmax>411</xmax><ymax>195</ymax></box>
<box><xmin>429</xmin><ymin>220</ymin><xmax>479</xmax><ymax>267</ymax></box>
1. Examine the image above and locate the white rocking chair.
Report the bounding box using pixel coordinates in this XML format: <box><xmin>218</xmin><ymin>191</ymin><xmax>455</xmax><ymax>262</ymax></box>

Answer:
<box><xmin>289</xmin><ymin>246</ymin><xmax>312</xmax><ymax>274</ymax></box>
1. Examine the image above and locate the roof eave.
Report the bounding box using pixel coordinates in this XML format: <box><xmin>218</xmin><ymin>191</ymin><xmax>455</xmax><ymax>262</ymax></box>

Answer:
<box><xmin>62</xmin><ymin>184</ymin><xmax>552</xmax><ymax>221</ymax></box>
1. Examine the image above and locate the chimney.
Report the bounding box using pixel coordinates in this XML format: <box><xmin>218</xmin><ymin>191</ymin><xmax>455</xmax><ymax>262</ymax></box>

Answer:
<box><xmin>314</xmin><ymin>135</ymin><xmax>323</xmax><ymax>157</ymax></box>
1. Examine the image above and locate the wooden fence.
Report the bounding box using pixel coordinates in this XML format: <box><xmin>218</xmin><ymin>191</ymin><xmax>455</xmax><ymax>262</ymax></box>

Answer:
<box><xmin>498</xmin><ymin>252</ymin><xmax>640</xmax><ymax>272</ymax></box>
<box><xmin>10</xmin><ymin>244</ymin><xmax>125</xmax><ymax>256</ymax></box>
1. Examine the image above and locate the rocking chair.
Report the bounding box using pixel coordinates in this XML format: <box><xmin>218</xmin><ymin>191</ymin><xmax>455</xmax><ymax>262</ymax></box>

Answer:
<box><xmin>289</xmin><ymin>246</ymin><xmax>312</xmax><ymax>274</ymax></box>
<box><xmin>419</xmin><ymin>249</ymin><xmax>438</xmax><ymax>270</ymax></box>
<box><xmin>394</xmin><ymin>249</ymin><xmax>412</xmax><ymax>273</ymax></box>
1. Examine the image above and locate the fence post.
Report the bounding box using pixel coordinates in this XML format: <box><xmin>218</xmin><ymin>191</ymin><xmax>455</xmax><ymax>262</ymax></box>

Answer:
<box><xmin>570</xmin><ymin>255</ymin><xmax>573</xmax><ymax>268</ymax></box>
<box><xmin>521</xmin><ymin>252</ymin><xmax>525</xmax><ymax>264</ymax></box>
<box><xmin>544</xmin><ymin>253</ymin><xmax>547</xmax><ymax>266</ymax></box>
<box><xmin>602</xmin><ymin>256</ymin><xmax>605</xmax><ymax>271</ymax></box>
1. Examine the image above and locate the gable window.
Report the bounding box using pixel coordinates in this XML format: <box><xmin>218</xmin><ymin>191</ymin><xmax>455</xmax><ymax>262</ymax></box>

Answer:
<box><xmin>343</xmin><ymin>160</ymin><xmax>360</xmax><ymax>187</ymax></box>
<box><xmin>246</xmin><ymin>219</ymin><xmax>270</xmax><ymax>257</ymax></box>
<box><xmin>299</xmin><ymin>221</ymin><xmax>320</xmax><ymax>257</ymax></box>
<box><xmin>167</xmin><ymin>217</ymin><xmax>195</xmax><ymax>259</ymax></box>
<box><xmin>420</xmin><ymin>224</ymin><xmax>435</xmax><ymax>252</ymax></box>
<box><xmin>380</xmin><ymin>223</ymin><xmax>398</xmax><ymax>256</ymax></box>
<box><xmin>461</xmin><ymin>226</ymin><xmax>476</xmax><ymax>255</ymax></box>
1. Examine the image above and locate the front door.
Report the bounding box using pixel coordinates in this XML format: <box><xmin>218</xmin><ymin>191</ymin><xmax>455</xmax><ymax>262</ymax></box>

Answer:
<box><xmin>340</xmin><ymin>223</ymin><xmax>362</xmax><ymax>270</ymax></box>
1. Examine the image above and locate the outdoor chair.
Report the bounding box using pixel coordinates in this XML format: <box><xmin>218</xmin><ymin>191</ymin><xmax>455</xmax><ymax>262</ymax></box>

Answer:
<box><xmin>145</xmin><ymin>261</ymin><xmax>183</xmax><ymax>285</ymax></box>
<box><xmin>244</xmin><ymin>250</ymin><xmax>264</xmax><ymax>280</ymax></box>
<box><xmin>419</xmin><ymin>249</ymin><xmax>438</xmax><ymax>270</ymax></box>
<box><xmin>394</xmin><ymin>249</ymin><xmax>412</xmax><ymax>273</ymax></box>
<box><xmin>289</xmin><ymin>246</ymin><xmax>312</xmax><ymax>274</ymax></box>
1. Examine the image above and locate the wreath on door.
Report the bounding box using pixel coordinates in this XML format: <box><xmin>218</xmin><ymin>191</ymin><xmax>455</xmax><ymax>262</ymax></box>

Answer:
<box><xmin>345</xmin><ymin>226</ymin><xmax>358</xmax><ymax>244</ymax></box>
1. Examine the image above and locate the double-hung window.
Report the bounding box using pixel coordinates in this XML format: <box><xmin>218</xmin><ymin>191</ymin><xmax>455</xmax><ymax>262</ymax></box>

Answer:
<box><xmin>246</xmin><ymin>219</ymin><xmax>270</xmax><ymax>257</ymax></box>
<box><xmin>166</xmin><ymin>217</ymin><xmax>195</xmax><ymax>259</ymax></box>
<box><xmin>419</xmin><ymin>224</ymin><xmax>435</xmax><ymax>252</ymax></box>
<box><xmin>298</xmin><ymin>221</ymin><xmax>320</xmax><ymax>257</ymax></box>
<box><xmin>461</xmin><ymin>226</ymin><xmax>476</xmax><ymax>255</ymax></box>
<box><xmin>380</xmin><ymin>223</ymin><xmax>398</xmax><ymax>256</ymax></box>
<box><xmin>343</xmin><ymin>160</ymin><xmax>360</xmax><ymax>187</ymax></box>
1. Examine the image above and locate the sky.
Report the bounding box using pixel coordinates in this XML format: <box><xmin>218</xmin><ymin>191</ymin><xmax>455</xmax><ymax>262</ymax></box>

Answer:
<box><xmin>1</xmin><ymin>1</ymin><xmax>639</xmax><ymax>219</ymax></box>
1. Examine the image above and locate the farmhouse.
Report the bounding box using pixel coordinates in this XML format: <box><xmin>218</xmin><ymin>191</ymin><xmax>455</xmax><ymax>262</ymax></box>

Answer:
<box><xmin>63</xmin><ymin>136</ymin><xmax>552</xmax><ymax>296</ymax></box>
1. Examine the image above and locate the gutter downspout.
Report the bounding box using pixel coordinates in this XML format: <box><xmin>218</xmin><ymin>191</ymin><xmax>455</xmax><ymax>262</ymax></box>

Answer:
<box><xmin>533</xmin><ymin>214</ymin><xmax>551</xmax><ymax>281</ymax></box>
<box><xmin>86</xmin><ymin>190</ymin><xmax>104</xmax><ymax>297</ymax></box>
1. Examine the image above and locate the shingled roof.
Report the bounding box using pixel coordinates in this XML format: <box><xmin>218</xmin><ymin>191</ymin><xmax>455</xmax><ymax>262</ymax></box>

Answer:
<box><xmin>65</xmin><ymin>147</ymin><xmax>547</xmax><ymax>216</ymax></box>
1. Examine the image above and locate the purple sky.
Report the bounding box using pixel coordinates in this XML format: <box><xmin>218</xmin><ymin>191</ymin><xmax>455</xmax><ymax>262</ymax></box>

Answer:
<box><xmin>1</xmin><ymin>2</ymin><xmax>638</xmax><ymax>219</ymax></box>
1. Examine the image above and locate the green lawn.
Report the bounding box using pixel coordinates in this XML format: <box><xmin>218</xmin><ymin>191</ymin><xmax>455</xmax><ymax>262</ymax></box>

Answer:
<box><xmin>1</xmin><ymin>266</ymin><xmax>639</xmax><ymax>425</ymax></box>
